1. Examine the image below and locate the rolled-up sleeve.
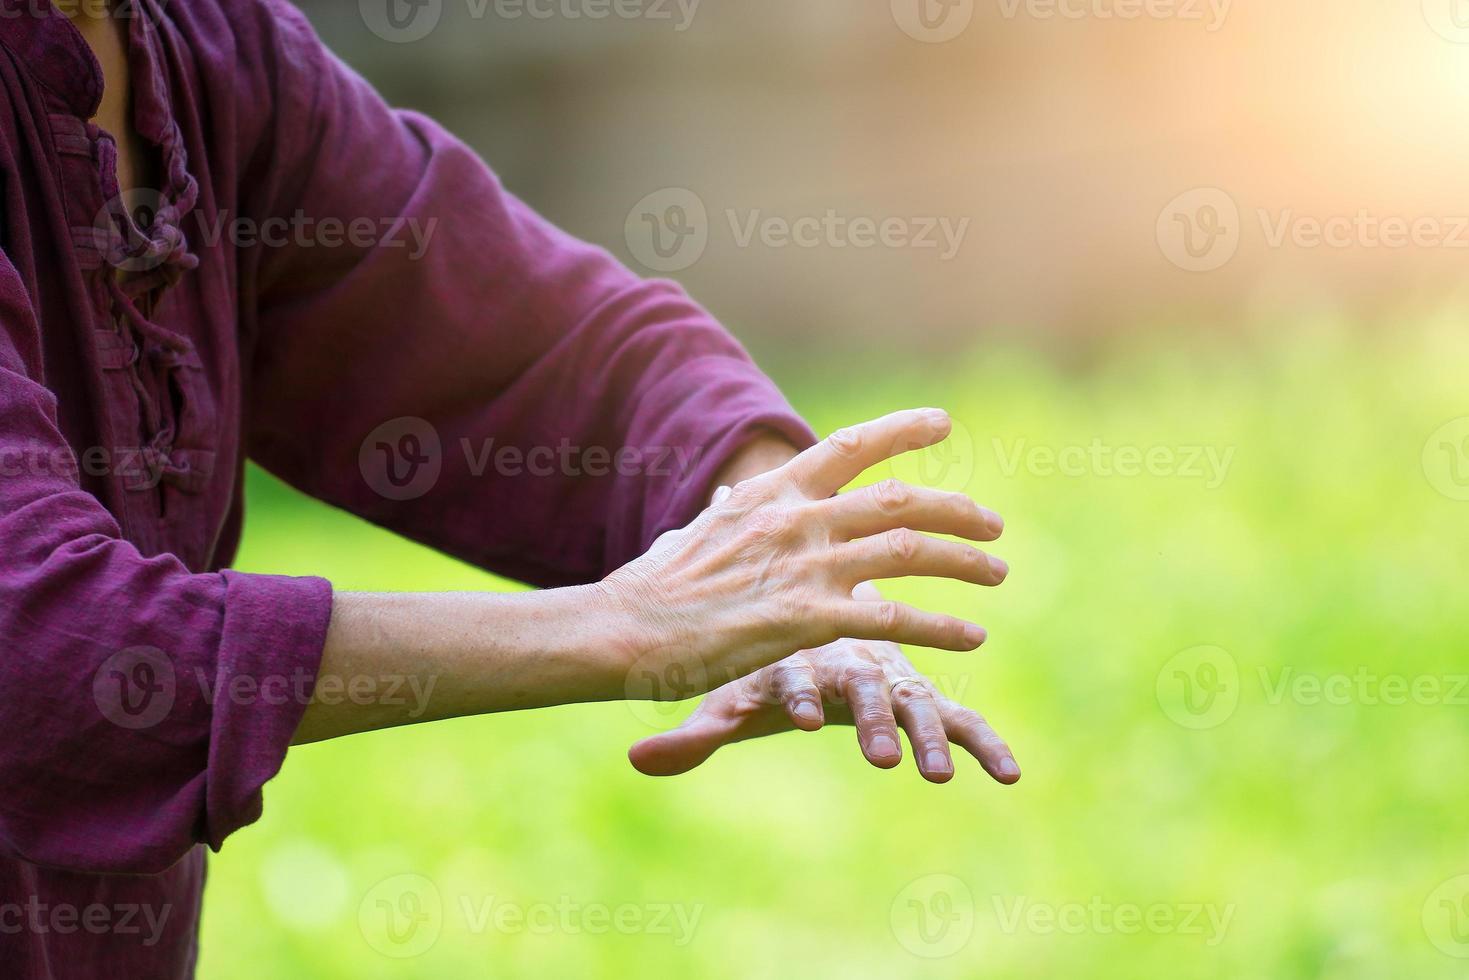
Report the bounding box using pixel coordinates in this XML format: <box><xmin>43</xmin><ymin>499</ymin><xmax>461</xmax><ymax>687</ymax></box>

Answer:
<box><xmin>237</xmin><ymin>1</ymin><xmax>816</xmax><ymax>588</ymax></box>
<box><xmin>0</xmin><ymin>256</ymin><xmax>333</xmax><ymax>875</ymax></box>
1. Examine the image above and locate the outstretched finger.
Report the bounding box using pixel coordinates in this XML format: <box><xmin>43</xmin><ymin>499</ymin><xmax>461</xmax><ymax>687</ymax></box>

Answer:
<box><xmin>837</xmin><ymin>599</ymin><xmax>988</xmax><ymax>651</ymax></box>
<box><xmin>783</xmin><ymin>409</ymin><xmax>953</xmax><ymax>498</ymax></box>
<box><xmin>772</xmin><ymin>658</ymin><xmax>825</xmax><ymax>731</ymax></box>
<box><xmin>834</xmin><ymin>530</ymin><xmax>1008</xmax><ymax>588</ymax></box>
<box><xmin>823</xmin><ymin>481</ymin><xmax>1003</xmax><ymax>542</ymax></box>
<box><xmin>942</xmin><ymin>702</ymin><xmax>1022</xmax><ymax>785</ymax></box>
<box><xmin>842</xmin><ymin>666</ymin><xmax>903</xmax><ymax>768</ymax></box>
<box><xmin>890</xmin><ymin>682</ymin><xmax>954</xmax><ymax>783</ymax></box>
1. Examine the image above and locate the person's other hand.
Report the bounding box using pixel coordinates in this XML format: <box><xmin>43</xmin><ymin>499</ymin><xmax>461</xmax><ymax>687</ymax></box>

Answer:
<box><xmin>626</xmin><ymin>634</ymin><xmax>1021</xmax><ymax>784</ymax></box>
<box><xmin>599</xmin><ymin>408</ymin><xmax>1007</xmax><ymax>699</ymax></box>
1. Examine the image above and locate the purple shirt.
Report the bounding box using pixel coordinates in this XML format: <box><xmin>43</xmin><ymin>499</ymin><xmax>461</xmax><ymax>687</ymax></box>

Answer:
<box><xmin>0</xmin><ymin>1</ymin><xmax>813</xmax><ymax>974</ymax></box>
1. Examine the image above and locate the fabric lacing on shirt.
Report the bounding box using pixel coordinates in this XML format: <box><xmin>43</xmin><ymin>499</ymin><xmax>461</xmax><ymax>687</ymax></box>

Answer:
<box><xmin>91</xmin><ymin>127</ymin><xmax>206</xmax><ymax>496</ymax></box>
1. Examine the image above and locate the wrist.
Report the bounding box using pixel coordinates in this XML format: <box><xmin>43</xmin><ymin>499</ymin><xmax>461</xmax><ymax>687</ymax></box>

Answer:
<box><xmin>583</xmin><ymin>576</ymin><xmax>660</xmax><ymax>699</ymax></box>
<box><xmin>707</xmin><ymin>431</ymin><xmax>800</xmax><ymax>502</ymax></box>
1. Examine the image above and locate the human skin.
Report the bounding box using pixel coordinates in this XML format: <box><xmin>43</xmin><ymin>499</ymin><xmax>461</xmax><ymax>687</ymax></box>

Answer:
<box><xmin>295</xmin><ymin>409</ymin><xmax>1021</xmax><ymax>784</ymax></box>
<box><xmin>69</xmin><ymin>3</ymin><xmax>1018</xmax><ymax>785</ymax></box>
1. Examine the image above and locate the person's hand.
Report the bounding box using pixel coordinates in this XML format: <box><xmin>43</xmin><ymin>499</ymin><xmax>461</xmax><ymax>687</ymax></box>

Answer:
<box><xmin>626</xmin><ymin>633</ymin><xmax>1021</xmax><ymax>784</ymax></box>
<box><xmin>598</xmin><ymin>408</ymin><xmax>1007</xmax><ymax>700</ymax></box>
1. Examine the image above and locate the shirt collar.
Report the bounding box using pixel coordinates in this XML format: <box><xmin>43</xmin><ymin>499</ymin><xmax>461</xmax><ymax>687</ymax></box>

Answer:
<box><xmin>0</xmin><ymin>0</ymin><xmax>105</xmax><ymax>117</ymax></box>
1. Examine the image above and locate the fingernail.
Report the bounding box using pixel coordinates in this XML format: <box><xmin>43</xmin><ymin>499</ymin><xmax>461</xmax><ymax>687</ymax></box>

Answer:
<box><xmin>712</xmin><ymin>485</ymin><xmax>733</xmax><ymax>504</ymax></box>
<box><xmin>793</xmin><ymin>700</ymin><xmax>821</xmax><ymax>725</ymax></box>
<box><xmin>964</xmin><ymin>624</ymin><xmax>988</xmax><ymax>646</ymax></box>
<box><xmin>924</xmin><ymin>750</ymin><xmax>952</xmax><ymax>774</ymax></box>
<box><xmin>869</xmin><ymin>734</ymin><xmax>899</xmax><ymax>758</ymax></box>
<box><xmin>922</xmin><ymin>408</ymin><xmax>951</xmax><ymax>431</ymax></box>
<box><xmin>999</xmin><ymin>757</ymin><xmax>1021</xmax><ymax>777</ymax></box>
<box><xmin>982</xmin><ymin>509</ymin><xmax>1005</xmax><ymax>535</ymax></box>
<box><xmin>988</xmin><ymin>556</ymin><xmax>1009</xmax><ymax>580</ymax></box>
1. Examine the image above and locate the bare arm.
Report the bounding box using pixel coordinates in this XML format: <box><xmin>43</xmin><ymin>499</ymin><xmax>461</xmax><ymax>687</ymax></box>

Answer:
<box><xmin>293</xmin><ymin>410</ymin><xmax>1007</xmax><ymax>746</ymax></box>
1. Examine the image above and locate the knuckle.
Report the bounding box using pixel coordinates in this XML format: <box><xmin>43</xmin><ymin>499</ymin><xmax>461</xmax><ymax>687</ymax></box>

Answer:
<box><xmin>982</xmin><ymin>734</ymin><xmax>1012</xmax><ymax>754</ymax></box>
<box><xmin>826</xmin><ymin>425</ymin><xmax>865</xmax><ymax>460</ymax></box>
<box><xmin>967</xmin><ymin>546</ymin><xmax>990</xmax><ymax>573</ymax></box>
<box><xmin>727</xmin><ymin>477</ymin><xmax>774</xmax><ymax>510</ymax></box>
<box><xmin>768</xmin><ymin>588</ymin><xmax>804</xmax><ymax>625</ymax></box>
<box><xmin>872</xmin><ymin>479</ymin><xmax>912</xmax><ymax>515</ymax></box>
<box><xmin>843</xmin><ymin>662</ymin><xmax>886</xmax><ymax>691</ymax></box>
<box><xmin>890</xmin><ymin>683</ymin><xmax>931</xmax><ymax>707</ymax></box>
<box><xmin>886</xmin><ymin>529</ymin><xmax>920</xmax><ymax>562</ymax></box>
<box><xmin>745</xmin><ymin>507</ymin><xmax>797</xmax><ymax>544</ymax></box>
<box><xmin>875</xmin><ymin>600</ymin><xmax>904</xmax><ymax>635</ymax></box>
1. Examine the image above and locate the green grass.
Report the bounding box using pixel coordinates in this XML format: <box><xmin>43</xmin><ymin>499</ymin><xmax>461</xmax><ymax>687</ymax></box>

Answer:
<box><xmin>198</xmin><ymin>318</ymin><xmax>1469</xmax><ymax>978</ymax></box>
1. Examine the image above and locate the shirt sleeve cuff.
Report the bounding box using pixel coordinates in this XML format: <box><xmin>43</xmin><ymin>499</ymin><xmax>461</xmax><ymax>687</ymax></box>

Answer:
<box><xmin>203</xmin><ymin>570</ymin><xmax>334</xmax><ymax>851</ymax></box>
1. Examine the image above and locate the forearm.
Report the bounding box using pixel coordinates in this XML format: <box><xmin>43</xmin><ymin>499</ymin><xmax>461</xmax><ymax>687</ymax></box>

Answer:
<box><xmin>292</xmin><ymin>586</ymin><xmax>632</xmax><ymax>744</ymax></box>
<box><xmin>292</xmin><ymin>436</ymin><xmax>803</xmax><ymax>746</ymax></box>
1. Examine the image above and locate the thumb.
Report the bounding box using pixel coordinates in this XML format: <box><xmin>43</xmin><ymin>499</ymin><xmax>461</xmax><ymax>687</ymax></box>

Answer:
<box><xmin>628</xmin><ymin>713</ymin><xmax>737</xmax><ymax>777</ymax></box>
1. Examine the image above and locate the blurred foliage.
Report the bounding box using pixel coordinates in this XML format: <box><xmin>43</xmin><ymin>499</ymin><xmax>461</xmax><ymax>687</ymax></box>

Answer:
<box><xmin>199</xmin><ymin>318</ymin><xmax>1469</xmax><ymax>978</ymax></box>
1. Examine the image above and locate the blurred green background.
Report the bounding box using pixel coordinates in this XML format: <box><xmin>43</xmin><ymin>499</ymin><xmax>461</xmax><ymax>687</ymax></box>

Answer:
<box><xmin>186</xmin><ymin>3</ymin><xmax>1469</xmax><ymax>975</ymax></box>
<box><xmin>197</xmin><ymin>318</ymin><xmax>1469</xmax><ymax>978</ymax></box>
